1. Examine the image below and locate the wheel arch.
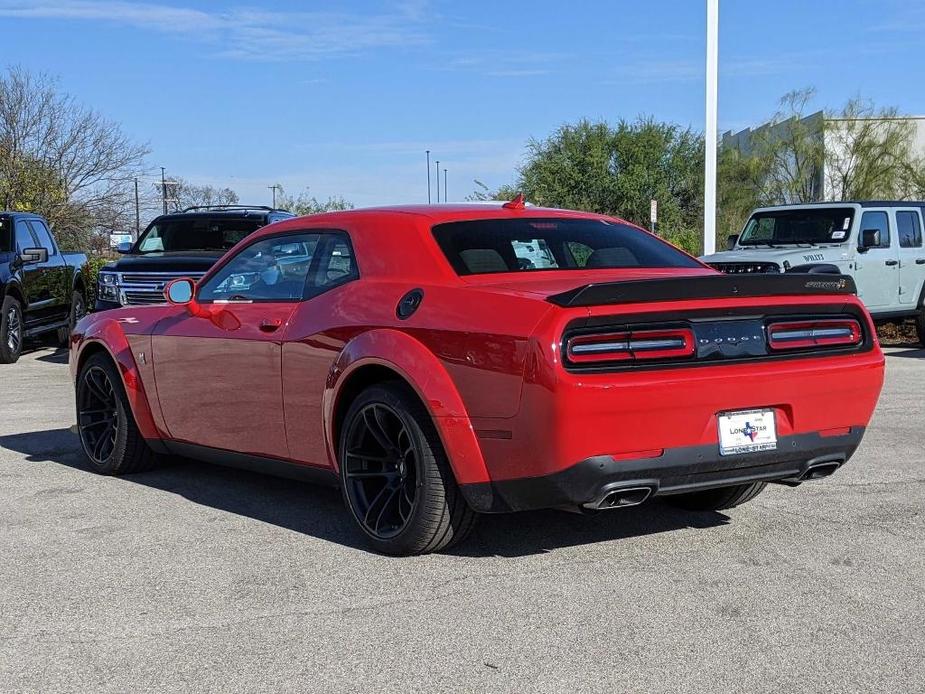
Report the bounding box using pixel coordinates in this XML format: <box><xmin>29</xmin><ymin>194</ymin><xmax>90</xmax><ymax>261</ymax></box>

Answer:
<box><xmin>2</xmin><ymin>280</ymin><xmax>24</xmax><ymax>305</ymax></box>
<box><xmin>73</xmin><ymin>324</ymin><xmax>161</xmax><ymax>442</ymax></box>
<box><xmin>325</xmin><ymin>329</ymin><xmax>490</xmax><ymax>486</ymax></box>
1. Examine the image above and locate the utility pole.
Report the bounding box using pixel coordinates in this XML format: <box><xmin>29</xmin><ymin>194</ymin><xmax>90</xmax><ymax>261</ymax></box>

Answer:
<box><xmin>426</xmin><ymin>150</ymin><xmax>431</xmax><ymax>203</ymax></box>
<box><xmin>134</xmin><ymin>178</ymin><xmax>140</xmax><ymax>238</ymax></box>
<box><xmin>268</xmin><ymin>184</ymin><xmax>280</xmax><ymax>208</ymax></box>
<box><xmin>435</xmin><ymin>161</ymin><xmax>440</xmax><ymax>203</ymax></box>
<box><xmin>160</xmin><ymin>167</ymin><xmax>168</xmax><ymax>214</ymax></box>
<box><xmin>444</xmin><ymin>168</ymin><xmax>447</xmax><ymax>202</ymax></box>
<box><xmin>703</xmin><ymin>0</ymin><xmax>719</xmax><ymax>255</ymax></box>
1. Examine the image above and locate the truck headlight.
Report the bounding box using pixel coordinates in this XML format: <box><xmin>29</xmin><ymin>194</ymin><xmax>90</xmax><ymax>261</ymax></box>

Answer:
<box><xmin>98</xmin><ymin>272</ymin><xmax>120</xmax><ymax>302</ymax></box>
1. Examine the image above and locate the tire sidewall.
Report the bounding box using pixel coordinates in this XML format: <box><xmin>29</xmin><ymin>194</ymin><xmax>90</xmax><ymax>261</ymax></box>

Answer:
<box><xmin>338</xmin><ymin>384</ymin><xmax>444</xmax><ymax>554</ymax></box>
<box><xmin>76</xmin><ymin>354</ymin><xmax>132</xmax><ymax>474</ymax></box>
<box><xmin>70</xmin><ymin>290</ymin><xmax>85</xmax><ymax>330</ymax></box>
<box><xmin>0</xmin><ymin>296</ymin><xmax>23</xmax><ymax>364</ymax></box>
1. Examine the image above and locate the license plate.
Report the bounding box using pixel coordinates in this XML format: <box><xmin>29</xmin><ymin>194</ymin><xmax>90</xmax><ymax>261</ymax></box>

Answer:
<box><xmin>718</xmin><ymin>409</ymin><xmax>777</xmax><ymax>456</ymax></box>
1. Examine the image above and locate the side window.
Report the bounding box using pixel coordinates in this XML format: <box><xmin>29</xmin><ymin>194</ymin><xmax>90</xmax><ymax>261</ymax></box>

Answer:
<box><xmin>14</xmin><ymin>220</ymin><xmax>36</xmax><ymax>253</ymax></box>
<box><xmin>198</xmin><ymin>233</ymin><xmax>321</xmax><ymax>302</ymax></box>
<box><xmin>859</xmin><ymin>211</ymin><xmax>890</xmax><ymax>249</ymax></box>
<box><xmin>28</xmin><ymin>220</ymin><xmax>57</xmax><ymax>255</ymax></box>
<box><xmin>309</xmin><ymin>233</ymin><xmax>358</xmax><ymax>296</ymax></box>
<box><xmin>897</xmin><ymin>211</ymin><xmax>922</xmax><ymax>249</ymax></box>
<box><xmin>0</xmin><ymin>217</ymin><xmax>10</xmax><ymax>253</ymax></box>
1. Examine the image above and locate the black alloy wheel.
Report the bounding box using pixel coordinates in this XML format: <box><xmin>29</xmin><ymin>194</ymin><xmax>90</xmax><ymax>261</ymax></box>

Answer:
<box><xmin>75</xmin><ymin>353</ymin><xmax>158</xmax><ymax>474</ymax></box>
<box><xmin>0</xmin><ymin>297</ymin><xmax>24</xmax><ymax>364</ymax></box>
<box><xmin>77</xmin><ymin>364</ymin><xmax>120</xmax><ymax>466</ymax></box>
<box><xmin>343</xmin><ymin>402</ymin><xmax>419</xmax><ymax>539</ymax></box>
<box><xmin>339</xmin><ymin>383</ymin><xmax>476</xmax><ymax>555</ymax></box>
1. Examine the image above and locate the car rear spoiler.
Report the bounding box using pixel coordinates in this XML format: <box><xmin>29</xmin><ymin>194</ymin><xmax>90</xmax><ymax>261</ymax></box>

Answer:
<box><xmin>546</xmin><ymin>273</ymin><xmax>857</xmax><ymax>308</ymax></box>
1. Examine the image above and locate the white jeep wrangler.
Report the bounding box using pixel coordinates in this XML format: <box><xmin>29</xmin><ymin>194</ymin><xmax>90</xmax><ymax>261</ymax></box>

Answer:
<box><xmin>701</xmin><ymin>202</ymin><xmax>925</xmax><ymax>344</ymax></box>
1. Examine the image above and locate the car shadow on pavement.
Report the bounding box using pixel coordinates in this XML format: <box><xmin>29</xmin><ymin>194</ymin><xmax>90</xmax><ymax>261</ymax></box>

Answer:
<box><xmin>882</xmin><ymin>345</ymin><xmax>925</xmax><ymax>359</ymax></box>
<box><xmin>33</xmin><ymin>347</ymin><xmax>70</xmax><ymax>364</ymax></box>
<box><xmin>0</xmin><ymin>427</ymin><xmax>731</xmax><ymax>558</ymax></box>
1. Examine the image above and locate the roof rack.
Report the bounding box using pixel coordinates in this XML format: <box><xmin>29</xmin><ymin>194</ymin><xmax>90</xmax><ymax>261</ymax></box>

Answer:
<box><xmin>179</xmin><ymin>204</ymin><xmax>286</xmax><ymax>213</ymax></box>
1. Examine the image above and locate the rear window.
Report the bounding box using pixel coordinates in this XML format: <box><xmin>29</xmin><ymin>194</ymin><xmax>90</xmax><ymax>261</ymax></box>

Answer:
<box><xmin>433</xmin><ymin>218</ymin><xmax>701</xmax><ymax>275</ymax></box>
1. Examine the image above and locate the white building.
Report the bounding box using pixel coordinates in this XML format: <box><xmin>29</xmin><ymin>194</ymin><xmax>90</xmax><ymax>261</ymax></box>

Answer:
<box><xmin>721</xmin><ymin>111</ymin><xmax>925</xmax><ymax>201</ymax></box>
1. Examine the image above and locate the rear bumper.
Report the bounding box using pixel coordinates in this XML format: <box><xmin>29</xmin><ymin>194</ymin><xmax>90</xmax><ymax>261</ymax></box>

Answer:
<box><xmin>460</xmin><ymin>427</ymin><xmax>864</xmax><ymax>513</ymax></box>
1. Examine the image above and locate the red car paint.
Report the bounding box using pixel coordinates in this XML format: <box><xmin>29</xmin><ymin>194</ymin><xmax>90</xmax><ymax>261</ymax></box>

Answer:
<box><xmin>70</xmin><ymin>204</ymin><xmax>884</xmax><ymax>511</ymax></box>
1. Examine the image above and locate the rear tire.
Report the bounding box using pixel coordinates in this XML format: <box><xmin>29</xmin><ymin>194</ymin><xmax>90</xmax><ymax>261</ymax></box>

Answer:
<box><xmin>0</xmin><ymin>296</ymin><xmax>23</xmax><ymax>364</ymax></box>
<box><xmin>666</xmin><ymin>481</ymin><xmax>767</xmax><ymax>512</ymax></box>
<box><xmin>916</xmin><ymin>310</ymin><xmax>925</xmax><ymax>347</ymax></box>
<box><xmin>339</xmin><ymin>382</ymin><xmax>477</xmax><ymax>556</ymax></box>
<box><xmin>76</xmin><ymin>352</ymin><xmax>157</xmax><ymax>475</ymax></box>
<box><xmin>58</xmin><ymin>290</ymin><xmax>86</xmax><ymax>347</ymax></box>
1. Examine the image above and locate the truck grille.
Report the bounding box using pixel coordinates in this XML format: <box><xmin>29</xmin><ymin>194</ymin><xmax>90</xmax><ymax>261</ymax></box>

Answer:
<box><xmin>709</xmin><ymin>262</ymin><xmax>781</xmax><ymax>274</ymax></box>
<box><xmin>117</xmin><ymin>271</ymin><xmax>206</xmax><ymax>305</ymax></box>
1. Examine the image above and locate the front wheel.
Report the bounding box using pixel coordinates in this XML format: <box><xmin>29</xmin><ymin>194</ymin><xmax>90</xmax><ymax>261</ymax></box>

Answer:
<box><xmin>916</xmin><ymin>310</ymin><xmax>925</xmax><ymax>347</ymax></box>
<box><xmin>339</xmin><ymin>383</ymin><xmax>477</xmax><ymax>555</ymax></box>
<box><xmin>666</xmin><ymin>481</ymin><xmax>767</xmax><ymax>512</ymax></box>
<box><xmin>76</xmin><ymin>353</ymin><xmax>157</xmax><ymax>474</ymax></box>
<box><xmin>0</xmin><ymin>296</ymin><xmax>23</xmax><ymax>364</ymax></box>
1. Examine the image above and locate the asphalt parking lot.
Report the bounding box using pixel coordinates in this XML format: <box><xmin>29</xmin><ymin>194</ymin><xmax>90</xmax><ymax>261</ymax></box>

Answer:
<box><xmin>1</xmin><ymin>346</ymin><xmax>923</xmax><ymax>693</ymax></box>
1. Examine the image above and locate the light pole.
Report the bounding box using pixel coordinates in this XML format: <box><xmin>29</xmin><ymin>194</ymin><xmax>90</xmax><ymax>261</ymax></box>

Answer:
<box><xmin>703</xmin><ymin>0</ymin><xmax>719</xmax><ymax>256</ymax></box>
<box><xmin>268</xmin><ymin>184</ymin><xmax>280</xmax><ymax>208</ymax></box>
<box><xmin>160</xmin><ymin>167</ymin><xmax>168</xmax><ymax>214</ymax></box>
<box><xmin>444</xmin><ymin>168</ymin><xmax>447</xmax><ymax>202</ymax></box>
<box><xmin>426</xmin><ymin>150</ymin><xmax>431</xmax><ymax>203</ymax></box>
<box><xmin>435</xmin><ymin>161</ymin><xmax>440</xmax><ymax>203</ymax></box>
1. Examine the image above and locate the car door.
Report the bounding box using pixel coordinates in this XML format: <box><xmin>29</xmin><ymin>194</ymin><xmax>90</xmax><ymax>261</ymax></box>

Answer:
<box><xmin>13</xmin><ymin>219</ymin><xmax>55</xmax><ymax>328</ymax></box>
<box><xmin>281</xmin><ymin>232</ymin><xmax>360</xmax><ymax>467</ymax></box>
<box><xmin>151</xmin><ymin>231</ymin><xmax>323</xmax><ymax>460</ymax></box>
<box><xmin>895</xmin><ymin>208</ymin><xmax>925</xmax><ymax>307</ymax></box>
<box><xmin>27</xmin><ymin>219</ymin><xmax>69</xmax><ymax>321</ymax></box>
<box><xmin>853</xmin><ymin>209</ymin><xmax>899</xmax><ymax>312</ymax></box>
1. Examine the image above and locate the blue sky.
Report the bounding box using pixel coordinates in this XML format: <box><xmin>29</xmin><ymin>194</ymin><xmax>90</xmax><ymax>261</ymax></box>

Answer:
<box><xmin>2</xmin><ymin>0</ymin><xmax>924</xmax><ymax>208</ymax></box>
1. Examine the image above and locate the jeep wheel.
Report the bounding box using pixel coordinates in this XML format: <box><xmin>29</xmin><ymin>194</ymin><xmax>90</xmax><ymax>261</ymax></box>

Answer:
<box><xmin>339</xmin><ymin>383</ymin><xmax>477</xmax><ymax>555</ymax></box>
<box><xmin>666</xmin><ymin>481</ymin><xmax>767</xmax><ymax>512</ymax></box>
<box><xmin>0</xmin><ymin>296</ymin><xmax>23</xmax><ymax>364</ymax></box>
<box><xmin>916</xmin><ymin>310</ymin><xmax>925</xmax><ymax>347</ymax></box>
<box><xmin>76</xmin><ymin>353</ymin><xmax>157</xmax><ymax>474</ymax></box>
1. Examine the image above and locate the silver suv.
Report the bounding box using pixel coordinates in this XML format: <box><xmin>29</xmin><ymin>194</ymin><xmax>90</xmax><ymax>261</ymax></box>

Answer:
<box><xmin>701</xmin><ymin>201</ymin><xmax>925</xmax><ymax>343</ymax></box>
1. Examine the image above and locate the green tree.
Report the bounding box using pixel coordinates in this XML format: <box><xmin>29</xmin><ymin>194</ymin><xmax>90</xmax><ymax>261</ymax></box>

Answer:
<box><xmin>510</xmin><ymin>118</ymin><xmax>705</xmax><ymax>254</ymax></box>
<box><xmin>274</xmin><ymin>185</ymin><xmax>353</xmax><ymax>216</ymax></box>
<box><xmin>0</xmin><ymin>67</ymin><xmax>148</xmax><ymax>250</ymax></box>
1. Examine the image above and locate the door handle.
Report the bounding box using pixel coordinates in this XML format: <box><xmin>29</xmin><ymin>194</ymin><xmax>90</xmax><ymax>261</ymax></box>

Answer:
<box><xmin>259</xmin><ymin>319</ymin><xmax>283</xmax><ymax>333</ymax></box>
<box><xmin>917</xmin><ymin>259</ymin><xmax>925</xmax><ymax>265</ymax></box>
<box><xmin>885</xmin><ymin>260</ymin><xmax>898</xmax><ymax>266</ymax></box>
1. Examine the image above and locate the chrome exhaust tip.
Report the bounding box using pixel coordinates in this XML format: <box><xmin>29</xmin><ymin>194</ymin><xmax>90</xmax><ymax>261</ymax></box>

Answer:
<box><xmin>584</xmin><ymin>485</ymin><xmax>655</xmax><ymax>510</ymax></box>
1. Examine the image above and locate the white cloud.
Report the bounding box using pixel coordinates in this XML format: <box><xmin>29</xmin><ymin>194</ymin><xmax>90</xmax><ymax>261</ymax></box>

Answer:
<box><xmin>0</xmin><ymin>1</ymin><xmax>432</xmax><ymax>61</ymax></box>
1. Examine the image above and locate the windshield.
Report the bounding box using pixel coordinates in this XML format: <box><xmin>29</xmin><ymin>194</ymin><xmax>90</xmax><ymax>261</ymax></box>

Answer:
<box><xmin>136</xmin><ymin>218</ymin><xmax>263</xmax><ymax>253</ymax></box>
<box><xmin>739</xmin><ymin>208</ymin><xmax>854</xmax><ymax>246</ymax></box>
<box><xmin>432</xmin><ymin>218</ymin><xmax>701</xmax><ymax>275</ymax></box>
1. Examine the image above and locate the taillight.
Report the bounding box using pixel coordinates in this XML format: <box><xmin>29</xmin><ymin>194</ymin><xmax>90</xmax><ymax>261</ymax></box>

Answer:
<box><xmin>767</xmin><ymin>319</ymin><xmax>862</xmax><ymax>351</ymax></box>
<box><xmin>567</xmin><ymin>328</ymin><xmax>695</xmax><ymax>364</ymax></box>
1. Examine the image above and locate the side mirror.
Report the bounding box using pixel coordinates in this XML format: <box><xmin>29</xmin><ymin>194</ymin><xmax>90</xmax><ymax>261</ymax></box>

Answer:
<box><xmin>116</xmin><ymin>241</ymin><xmax>133</xmax><ymax>254</ymax></box>
<box><xmin>164</xmin><ymin>277</ymin><xmax>195</xmax><ymax>305</ymax></box>
<box><xmin>859</xmin><ymin>229</ymin><xmax>881</xmax><ymax>252</ymax></box>
<box><xmin>19</xmin><ymin>247</ymin><xmax>48</xmax><ymax>264</ymax></box>
<box><xmin>725</xmin><ymin>234</ymin><xmax>739</xmax><ymax>251</ymax></box>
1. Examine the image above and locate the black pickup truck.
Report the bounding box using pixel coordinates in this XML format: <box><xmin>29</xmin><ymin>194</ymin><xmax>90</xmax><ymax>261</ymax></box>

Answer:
<box><xmin>96</xmin><ymin>205</ymin><xmax>294</xmax><ymax>310</ymax></box>
<box><xmin>0</xmin><ymin>212</ymin><xmax>90</xmax><ymax>363</ymax></box>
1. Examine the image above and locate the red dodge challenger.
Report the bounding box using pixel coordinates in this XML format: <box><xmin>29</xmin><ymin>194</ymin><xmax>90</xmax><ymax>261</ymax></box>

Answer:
<box><xmin>70</xmin><ymin>200</ymin><xmax>885</xmax><ymax>555</ymax></box>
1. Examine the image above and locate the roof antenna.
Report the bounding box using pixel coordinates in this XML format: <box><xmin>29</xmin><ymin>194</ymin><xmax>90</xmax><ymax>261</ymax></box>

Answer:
<box><xmin>502</xmin><ymin>192</ymin><xmax>526</xmax><ymax>210</ymax></box>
